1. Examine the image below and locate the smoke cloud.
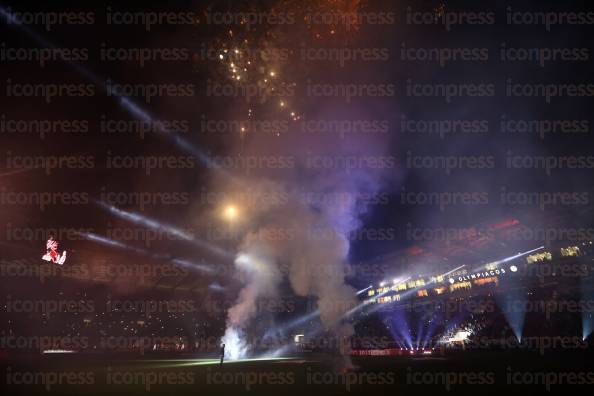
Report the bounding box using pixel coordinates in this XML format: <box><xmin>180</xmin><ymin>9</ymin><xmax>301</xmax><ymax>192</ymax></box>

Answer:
<box><xmin>219</xmin><ymin>135</ymin><xmax>390</xmax><ymax>359</ymax></box>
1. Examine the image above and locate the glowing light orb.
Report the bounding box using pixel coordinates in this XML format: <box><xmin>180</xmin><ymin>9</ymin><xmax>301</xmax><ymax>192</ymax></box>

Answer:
<box><xmin>223</xmin><ymin>205</ymin><xmax>239</xmax><ymax>221</ymax></box>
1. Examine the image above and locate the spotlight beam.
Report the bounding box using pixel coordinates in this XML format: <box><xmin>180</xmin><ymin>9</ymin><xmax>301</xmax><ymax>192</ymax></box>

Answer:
<box><xmin>356</xmin><ymin>285</ymin><xmax>372</xmax><ymax>295</ymax></box>
<box><xmin>0</xmin><ymin>5</ymin><xmax>228</xmax><ymax>176</ymax></box>
<box><xmin>96</xmin><ymin>201</ymin><xmax>232</xmax><ymax>259</ymax></box>
<box><xmin>263</xmin><ymin>309</ymin><xmax>321</xmax><ymax>339</ymax></box>
<box><xmin>440</xmin><ymin>265</ymin><xmax>466</xmax><ymax>277</ymax></box>
<box><xmin>473</xmin><ymin>246</ymin><xmax>545</xmax><ymax>272</ymax></box>
<box><xmin>77</xmin><ymin>232</ymin><xmax>214</xmax><ymax>274</ymax></box>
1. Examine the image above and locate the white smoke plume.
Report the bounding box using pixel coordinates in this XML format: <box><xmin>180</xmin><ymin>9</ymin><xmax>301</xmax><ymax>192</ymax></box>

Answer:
<box><xmin>215</xmin><ymin>90</ymin><xmax>392</xmax><ymax>364</ymax></box>
<box><xmin>222</xmin><ymin>241</ymin><xmax>283</xmax><ymax>358</ymax></box>
<box><xmin>220</xmin><ymin>170</ymin><xmax>383</xmax><ymax>359</ymax></box>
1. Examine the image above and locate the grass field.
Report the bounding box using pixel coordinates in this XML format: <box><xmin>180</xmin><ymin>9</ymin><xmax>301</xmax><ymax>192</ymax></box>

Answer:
<box><xmin>2</xmin><ymin>349</ymin><xmax>594</xmax><ymax>395</ymax></box>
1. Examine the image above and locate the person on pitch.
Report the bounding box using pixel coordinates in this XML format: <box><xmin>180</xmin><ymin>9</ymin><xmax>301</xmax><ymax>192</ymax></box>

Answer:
<box><xmin>219</xmin><ymin>343</ymin><xmax>225</xmax><ymax>368</ymax></box>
